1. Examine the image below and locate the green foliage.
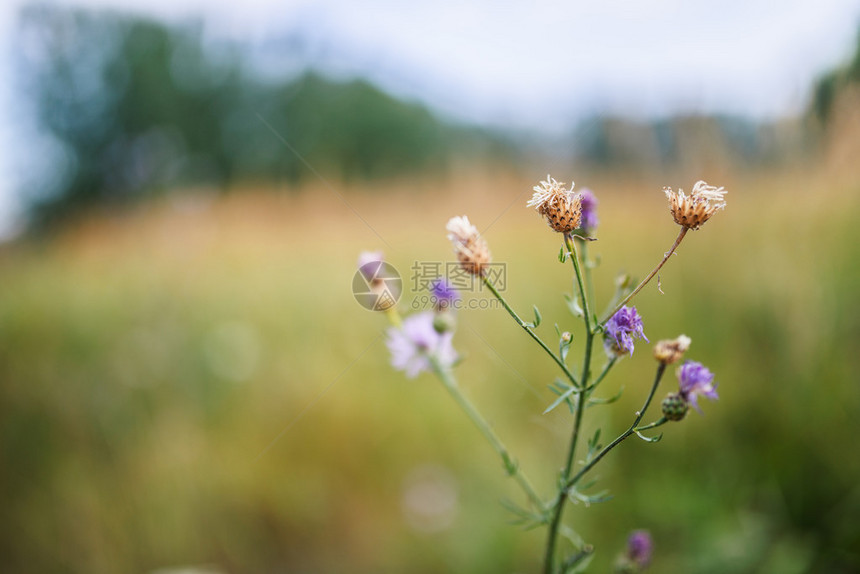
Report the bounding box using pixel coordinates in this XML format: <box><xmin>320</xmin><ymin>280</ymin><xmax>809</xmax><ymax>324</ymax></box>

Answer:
<box><xmin>16</xmin><ymin>4</ymin><xmax>504</xmax><ymax>229</ymax></box>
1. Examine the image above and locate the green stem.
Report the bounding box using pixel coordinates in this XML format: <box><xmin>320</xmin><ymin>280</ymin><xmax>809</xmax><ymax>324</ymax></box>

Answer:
<box><xmin>634</xmin><ymin>417</ymin><xmax>668</xmax><ymax>432</ymax></box>
<box><xmin>585</xmin><ymin>357</ymin><xmax>617</xmax><ymax>393</ymax></box>
<box><xmin>483</xmin><ymin>277</ymin><xmax>580</xmax><ymax>388</ymax></box>
<box><xmin>564</xmin><ymin>364</ymin><xmax>667</xmax><ymax>491</ymax></box>
<box><xmin>580</xmin><ymin>239</ymin><xmax>597</xmax><ymax>318</ymax></box>
<box><xmin>600</xmin><ymin>227</ymin><xmax>688</xmax><ymax>325</ymax></box>
<box><xmin>543</xmin><ymin>234</ymin><xmax>597</xmax><ymax>574</ymax></box>
<box><xmin>565</xmin><ymin>234</ymin><xmax>594</xmax><ymax>335</ymax></box>
<box><xmin>430</xmin><ymin>357</ymin><xmax>544</xmax><ymax>510</ymax></box>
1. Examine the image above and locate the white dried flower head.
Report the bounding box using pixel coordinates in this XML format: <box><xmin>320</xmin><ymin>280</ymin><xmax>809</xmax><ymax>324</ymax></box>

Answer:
<box><xmin>527</xmin><ymin>175</ymin><xmax>582</xmax><ymax>233</ymax></box>
<box><xmin>446</xmin><ymin>215</ymin><xmax>491</xmax><ymax>276</ymax></box>
<box><xmin>653</xmin><ymin>334</ymin><xmax>692</xmax><ymax>365</ymax></box>
<box><xmin>664</xmin><ymin>180</ymin><xmax>727</xmax><ymax>230</ymax></box>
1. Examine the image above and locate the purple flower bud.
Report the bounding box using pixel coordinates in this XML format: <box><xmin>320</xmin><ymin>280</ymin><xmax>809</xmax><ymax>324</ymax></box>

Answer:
<box><xmin>604</xmin><ymin>306</ymin><xmax>649</xmax><ymax>357</ymax></box>
<box><xmin>387</xmin><ymin>312</ymin><xmax>457</xmax><ymax>378</ymax></box>
<box><xmin>677</xmin><ymin>360</ymin><xmax>719</xmax><ymax>413</ymax></box>
<box><xmin>579</xmin><ymin>188</ymin><xmax>599</xmax><ymax>232</ymax></box>
<box><xmin>430</xmin><ymin>279</ymin><xmax>460</xmax><ymax>310</ymax></box>
<box><xmin>626</xmin><ymin>530</ymin><xmax>653</xmax><ymax>568</ymax></box>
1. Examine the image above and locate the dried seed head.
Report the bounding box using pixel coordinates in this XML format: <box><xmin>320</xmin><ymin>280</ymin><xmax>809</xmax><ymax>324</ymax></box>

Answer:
<box><xmin>527</xmin><ymin>175</ymin><xmax>582</xmax><ymax>233</ymax></box>
<box><xmin>653</xmin><ymin>334</ymin><xmax>692</xmax><ymax>365</ymax></box>
<box><xmin>446</xmin><ymin>215</ymin><xmax>491</xmax><ymax>276</ymax></box>
<box><xmin>664</xmin><ymin>180</ymin><xmax>727</xmax><ymax>230</ymax></box>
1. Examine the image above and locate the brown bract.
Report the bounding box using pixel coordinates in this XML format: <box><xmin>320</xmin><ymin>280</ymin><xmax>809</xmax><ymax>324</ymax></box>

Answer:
<box><xmin>528</xmin><ymin>176</ymin><xmax>582</xmax><ymax>233</ymax></box>
<box><xmin>664</xmin><ymin>180</ymin><xmax>727</xmax><ymax>230</ymax></box>
<box><xmin>446</xmin><ymin>215</ymin><xmax>491</xmax><ymax>276</ymax></box>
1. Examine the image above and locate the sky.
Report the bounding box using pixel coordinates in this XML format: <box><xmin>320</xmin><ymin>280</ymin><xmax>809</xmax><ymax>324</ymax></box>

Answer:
<box><xmin>1</xmin><ymin>0</ymin><xmax>859</xmax><ymax>236</ymax></box>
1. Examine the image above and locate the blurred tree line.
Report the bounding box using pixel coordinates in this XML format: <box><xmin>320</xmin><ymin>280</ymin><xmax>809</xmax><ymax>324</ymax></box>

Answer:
<box><xmin>16</xmin><ymin>4</ymin><xmax>508</xmax><ymax>228</ymax></box>
<box><xmin>812</xmin><ymin>25</ymin><xmax>860</xmax><ymax>123</ymax></box>
<box><xmin>15</xmin><ymin>4</ymin><xmax>858</xmax><ymax>230</ymax></box>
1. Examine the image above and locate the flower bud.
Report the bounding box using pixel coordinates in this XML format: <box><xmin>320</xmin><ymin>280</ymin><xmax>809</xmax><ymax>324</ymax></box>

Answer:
<box><xmin>446</xmin><ymin>216</ymin><xmax>491</xmax><ymax>276</ymax></box>
<box><xmin>653</xmin><ymin>335</ymin><xmax>691</xmax><ymax>365</ymax></box>
<box><xmin>661</xmin><ymin>392</ymin><xmax>689</xmax><ymax>422</ymax></box>
<box><xmin>433</xmin><ymin>311</ymin><xmax>457</xmax><ymax>334</ymax></box>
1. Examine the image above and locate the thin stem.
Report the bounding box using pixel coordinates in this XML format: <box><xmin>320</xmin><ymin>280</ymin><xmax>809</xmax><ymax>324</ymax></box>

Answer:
<box><xmin>483</xmin><ymin>277</ymin><xmax>580</xmax><ymax>388</ymax></box>
<box><xmin>635</xmin><ymin>417</ymin><xmax>668</xmax><ymax>432</ymax></box>
<box><xmin>543</xmin><ymin>234</ymin><xmax>596</xmax><ymax>574</ymax></box>
<box><xmin>600</xmin><ymin>227</ymin><xmax>688</xmax><ymax>325</ymax></box>
<box><xmin>585</xmin><ymin>357</ymin><xmax>617</xmax><ymax>393</ymax></box>
<box><xmin>560</xmin><ymin>544</ymin><xmax>594</xmax><ymax>573</ymax></box>
<box><xmin>580</xmin><ymin>239</ymin><xmax>597</xmax><ymax>318</ymax></box>
<box><xmin>543</xmin><ymin>389</ymin><xmax>585</xmax><ymax>574</ymax></box>
<box><xmin>564</xmin><ymin>364</ymin><xmax>667</xmax><ymax>491</ymax></box>
<box><xmin>564</xmin><ymin>234</ymin><xmax>594</xmax><ymax>335</ymax></box>
<box><xmin>430</xmin><ymin>358</ymin><xmax>544</xmax><ymax>510</ymax></box>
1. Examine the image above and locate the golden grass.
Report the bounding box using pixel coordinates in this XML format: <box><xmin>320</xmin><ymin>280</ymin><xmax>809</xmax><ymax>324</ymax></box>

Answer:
<box><xmin>0</xmin><ymin>161</ymin><xmax>859</xmax><ymax>573</ymax></box>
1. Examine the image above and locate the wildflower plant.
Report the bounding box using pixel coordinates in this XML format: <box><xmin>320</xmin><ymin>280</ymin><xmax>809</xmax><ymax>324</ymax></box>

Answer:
<box><xmin>363</xmin><ymin>176</ymin><xmax>725</xmax><ymax>572</ymax></box>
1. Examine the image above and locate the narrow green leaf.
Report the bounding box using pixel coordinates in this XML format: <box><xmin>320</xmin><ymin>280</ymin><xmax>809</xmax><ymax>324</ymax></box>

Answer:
<box><xmin>533</xmin><ymin>305</ymin><xmax>542</xmax><ymax>327</ymax></box>
<box><xmin>586</xmin><ymin>386</ymin><xmax>625</xmax><ymax>408</ymax></box>
<box><xmin>564</xmin><ymin>293</ymin><xmax>583</xmax><ymax>317</ymax></box>
<box><xmin>548</xmin><ymin>378</ymin><xmax>571</xmax><ymax>396</ymax></box>
<box><xmin>586</xmin><ymin>429</ymin><xmax>602</xmax><ymax>462</ymax></box>
<box><xmin>635</xmin><ymin>430</ymin><xmax>663</xmax><ymax>443</ymax></box>
<box><xmin>544</xmin><ymin>385</ymin><xmax>577</xmax><ymax>414</ymax></box>
<box><xmin>558</xmin><ymin>245</ymin><xmax>567</xmax><ymax>262</ymax></box>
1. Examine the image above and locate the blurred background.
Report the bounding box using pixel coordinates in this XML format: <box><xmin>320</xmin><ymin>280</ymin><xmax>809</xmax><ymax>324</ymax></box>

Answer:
<box><xmin>1</xmin><ymin>1</ymin><xmax>860</xmax><ymax>572</ymax></box>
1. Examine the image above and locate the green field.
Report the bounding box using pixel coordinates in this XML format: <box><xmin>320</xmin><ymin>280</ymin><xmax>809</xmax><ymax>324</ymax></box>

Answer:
<box><xmin>1</xmin><ymin>164</ymin><xmax>859</xmax><ymax>573</ymax></box>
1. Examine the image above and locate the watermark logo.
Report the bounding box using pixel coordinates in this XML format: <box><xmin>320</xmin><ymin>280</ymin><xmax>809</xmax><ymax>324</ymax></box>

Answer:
<box><xmin>411</xmin><ymin>261</ymin><xmax>507</xmax><ymax>293</ymax></box>
<box><xmin>353</xmin><ymin>260</ymin><xmax>403</xmax><ymax>311</ymax></box>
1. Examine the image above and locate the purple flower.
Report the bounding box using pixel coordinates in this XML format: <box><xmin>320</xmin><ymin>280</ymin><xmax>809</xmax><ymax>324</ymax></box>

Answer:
<box><xmin>678</xmin><ymin>360</ymin><xmax>719</xmax><ymax>413</ymax></box>
<box><xmin>580</xmin><ymin>188</ymin><xmax>599</xmax><ymax>232</ymax></box>
<box><xmin>357</xmin><ymin>251</ymin><xmax>384</xmax><ymax>281</ymax></box>
<box><xmin>604</xmin><ymin>306</ymin><xmax>649</xmax><ymax>356</ymax></box>
<box><xmin>626</xmin><ymin>530</ymin><xmax>653</xmax><ymax>568</ymax></box>
<box><xmin>387</xmin><ymin>312</ymin><xmax>457</xmax><ymax>378</ymax></box>
<box><xmin>430</xmin><ymin>279</ymin><xmax>460</xmax><ymax>309</ymax></box>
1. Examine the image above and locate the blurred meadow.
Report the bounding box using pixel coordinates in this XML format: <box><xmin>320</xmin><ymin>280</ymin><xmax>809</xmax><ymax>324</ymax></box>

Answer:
<box><xmin>2</xmin><ymin>3</ymin><xmax>860</xmax><ymax>573</ymax></box>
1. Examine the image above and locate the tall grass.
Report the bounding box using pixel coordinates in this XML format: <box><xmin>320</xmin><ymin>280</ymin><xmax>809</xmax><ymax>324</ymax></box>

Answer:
<box><xmin>0</xmin><ymin>163</ymin><xmax>858</xmax><ymax>573</ymax></box>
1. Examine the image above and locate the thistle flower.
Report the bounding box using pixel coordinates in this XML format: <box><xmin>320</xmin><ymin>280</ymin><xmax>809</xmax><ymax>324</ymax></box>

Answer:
<box><xmin>615</xmin><ymin>530</ymin><xmax>653</xmax><ymax>573</ymax></box>
<box><xmin>527</xmin><ymin>175</ymin><xmax>582</xmax><ymax>233</ymax></box>
<box><xmin>430</xmin><ymin>279</ymin><xmax>460</xmax><ymax>310</ymax></box>
<box><xmin>653</xmin><ymin>334</ymin><xmax>691</xmax><ymax>365</ymax></box>
<box><xmin>387</xmin><ymin>312</ymin><xmax>457</xmax><ymax>378</ymax></box>
<box><xmin>579</xmin><ymin>188</ymin><xmax>599</xmax><ymax>233</ymax></box>
<box><xmin>677</xmin><ymin>360</ymin><xmax>719</xmax><ymax>413</ymax></box>
<box><xmin>604</xmin><ymin>306</ymin><xmax>649</xmax><ymax>357</ymax></box>
<box><xmin>664</xmin><ymin>180</ymin><xmax>727</xmax><ymax>230</ymax></box>
<box><xmin>446</xmin><ymin>216</ymin><xmax>491</xmax><ymax>276</ymax></box>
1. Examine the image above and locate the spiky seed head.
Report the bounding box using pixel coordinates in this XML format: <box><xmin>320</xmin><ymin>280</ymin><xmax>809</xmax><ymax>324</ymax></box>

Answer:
<box><xmin>661</xmin><ymin>392</ymin><xmax>689</xmax><ymax>421</ymax></box>
<box><xmin>653</xmin><ymin>334</ymin><xmax>692</xmax><ymax>365</ymax></box>
<box><xmin>664</xmin><ymin>180</ymin><xmax>727</xmax><ymax>230</ymax></box>
<box><xmin>527</xmin><ymin>175</ymin><xmax>583</xmax><ymax>233</ymax></box>
<box><xmin>446</xmin><ymin>215</ymin><xmax>491</xmax><ymax>276</ymax></box>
